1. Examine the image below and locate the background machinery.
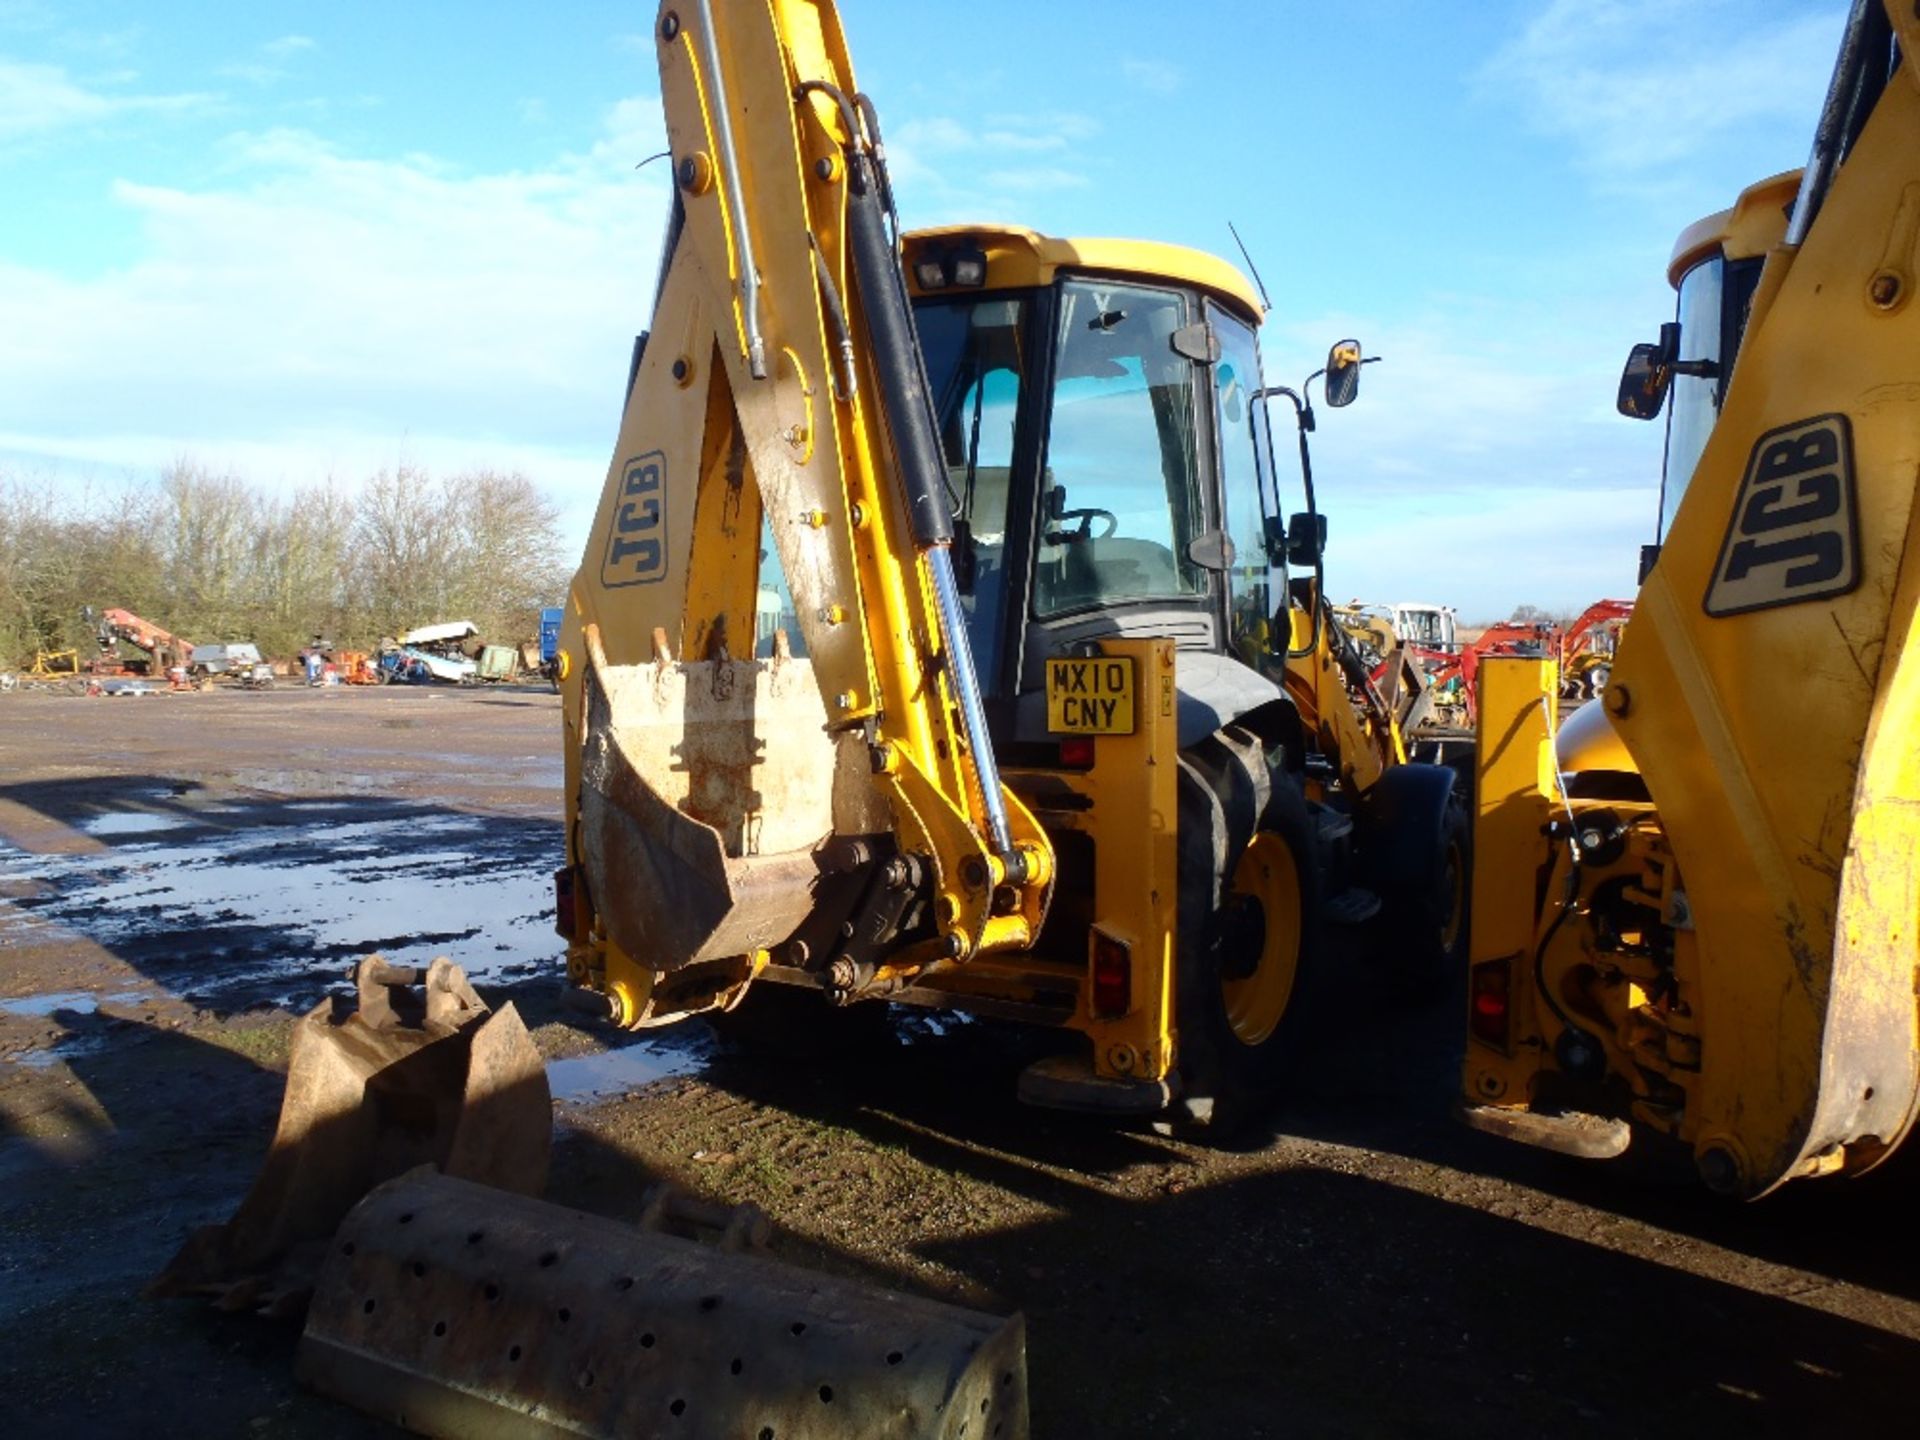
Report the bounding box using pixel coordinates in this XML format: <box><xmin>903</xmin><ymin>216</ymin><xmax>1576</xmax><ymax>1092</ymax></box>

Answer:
<box><xmin>1460</xmin><ymin>0</ymin><xmax>1920</xmax><ymax>1198</ymax></box>
<box><xmin>87</xmin><ymin>605</ymin><xmax>193</xmax><ymax>679</ymax></box>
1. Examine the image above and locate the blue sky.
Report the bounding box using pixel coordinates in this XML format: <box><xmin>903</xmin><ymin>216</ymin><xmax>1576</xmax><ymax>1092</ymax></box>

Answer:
<box><xmin>0</xmin><ymin>0</ymin><xmax>1844</xmax><ymax>618</ymax></box>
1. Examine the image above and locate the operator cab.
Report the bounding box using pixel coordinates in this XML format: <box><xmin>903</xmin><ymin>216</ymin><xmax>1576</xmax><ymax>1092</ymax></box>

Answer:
<box><xmin>1617</xmin><ymin>170</ymin><xmax>1799</xmax><ymax>577</ymax></box>
<box><xmin>895</xmin><ymin>226</ymin><xmax>1334</xmax><ymax>747</ymax></box>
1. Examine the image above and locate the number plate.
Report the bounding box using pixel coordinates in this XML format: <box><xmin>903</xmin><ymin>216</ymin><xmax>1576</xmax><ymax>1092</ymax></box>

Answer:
<box><xmin>1046</xmin><ymin>656</ymin><xmax>1135</xmax><ymax>734</ymax></box>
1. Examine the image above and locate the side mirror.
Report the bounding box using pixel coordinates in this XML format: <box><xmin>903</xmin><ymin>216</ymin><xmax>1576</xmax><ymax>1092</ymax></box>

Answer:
<box><xmin>1286</xmin><ymin>511</ymin><xmax>1327</xmax><ymax>566</ymax></box>
<box><xmin>1617</xmin><ymin>344</ymin><xmax>1670</xmax><ymax>420</ymax></box>
<box><xmin>1185</xmin><ymin>528</ymin><xmax>1235</xmax><ymax>572</ymax></box>
<box><xmin>1617</xmin><ymin>320</ymin><xmax>1678</xmax><ymax>420</ymax></box>
<box><xmin>1323</xmin><ymin>339</ymin><xmax>1363</xmax><ymax>408</ymax></box>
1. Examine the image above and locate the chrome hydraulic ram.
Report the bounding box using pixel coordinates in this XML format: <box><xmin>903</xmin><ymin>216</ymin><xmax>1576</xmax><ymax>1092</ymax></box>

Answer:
<box><xmin>689</xmin><ymin>0</ymin><xmax>769</xmax><ymax>378</ymax></box>
<box><xmin>826</xmin><ymin>86</ymin><xmax>1018</xmax><ymax>863</ymax></box>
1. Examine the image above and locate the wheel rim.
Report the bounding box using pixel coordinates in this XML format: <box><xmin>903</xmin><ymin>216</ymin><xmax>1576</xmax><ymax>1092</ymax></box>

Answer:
<box><xmin>1221</xmin><ymin>832</ymin><xmax>1303</xmax><ymax>1047</ymax></box>
<box><xmin>1439</xmin><ymin>835</ymin><xmax>1466</xmax><ymax>955</ymax></box>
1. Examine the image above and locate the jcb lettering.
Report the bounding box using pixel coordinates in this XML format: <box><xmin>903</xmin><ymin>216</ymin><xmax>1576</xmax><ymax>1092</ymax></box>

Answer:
<box><xmin>1704</xmin><ymin>416</ymin><xmax>1858</xmax><ymax>618</ymax></box>
<box><xmin>601</xmin><ymin>451</ymin><xmax>669</xmax><ymax>587</ymax></box>
<box><xmin>1723</xmin><ymin>531</ymin><xmax>1843</xmax><ymax>589</ymax></box>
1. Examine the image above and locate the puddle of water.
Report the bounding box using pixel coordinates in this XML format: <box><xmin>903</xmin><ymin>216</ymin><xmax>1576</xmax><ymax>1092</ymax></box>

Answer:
<box><xmin>0</xmin><ymin>990</ymin><xmax>98</xmax><ymax>1018</ymax></box>
<box><xmin>1</xmin><ymin>800</ymin><xmax>562</xmax><ymax>1014</ymax></box>
<box><xmin>81</xmin><ymin>812</ymin><xmax>191</xmax><ymax>837</ymax></box>
<box><xmin>547</xmin><ymin>1039</ymin><xmax>705</xmax><ymax>1102</ymax></box>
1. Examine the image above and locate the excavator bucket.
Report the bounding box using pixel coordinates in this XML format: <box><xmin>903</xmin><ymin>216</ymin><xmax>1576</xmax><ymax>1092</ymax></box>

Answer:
<box><xmin>297</xmin><ymin>1168</ymin><xmax>1030</xmax><ymax>1440</ymax></box>
<box><xmin>575</xmin><ymin>629</ymin><xmax>841</xmax><ymax>978</ymax></box>
<box><xmin>151</xmin><ymin>957</ymin><xmax>550</xmax><ymax>1313</ymax></box>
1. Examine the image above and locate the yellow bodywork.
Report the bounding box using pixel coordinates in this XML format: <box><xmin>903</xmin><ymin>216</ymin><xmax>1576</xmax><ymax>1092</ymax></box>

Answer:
<box><xmin>1467</xmin><ymin>5</ymin><xmax>1920</xmax><ymax>1195</ymax></box>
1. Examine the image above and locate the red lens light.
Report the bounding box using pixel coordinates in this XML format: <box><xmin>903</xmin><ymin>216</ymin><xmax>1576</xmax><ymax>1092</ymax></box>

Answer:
<box><xmin>1059</xmin><ymin>735</ymin><xmax>1095</xmax><ymax>770</ymax></box>
<box><xmin>1469</xmin><ymin>958</ymin><xmax>1510</xmax><ymax>1046</ymax></box>
<box><xmin>1090</xmin><ymin>930</ymin><xmax>1131</xmax><ymax>1018</ymax></box>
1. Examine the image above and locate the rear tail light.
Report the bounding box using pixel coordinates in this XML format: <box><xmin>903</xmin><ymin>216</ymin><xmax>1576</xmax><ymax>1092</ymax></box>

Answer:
<box><xmin>1090</xmin><ymin>928</ymin><xmax>1131</xmax><ymax>1018</ymax></box>
<box><xmin>1469</xmin><ymin>957</ymin><xmax>1511</xmax><ymax>1047</ymax></box>
<box><xmin>1058</xmin><ymin>735</ymin><xmax>1095</xmax><ymax>770</ymax></box>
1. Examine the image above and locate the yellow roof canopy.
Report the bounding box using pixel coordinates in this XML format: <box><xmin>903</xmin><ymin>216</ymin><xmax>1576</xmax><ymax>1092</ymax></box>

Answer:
<box><xmin>904</xmin><ymin>224</ymin><xmax>1265</xmax><ymax>322</ymax></box>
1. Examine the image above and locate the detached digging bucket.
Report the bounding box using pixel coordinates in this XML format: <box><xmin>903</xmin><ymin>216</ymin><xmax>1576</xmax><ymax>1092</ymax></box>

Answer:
<box><xmin>152</xmin><ymin>955</ymin><xmax>1032</xmax><ymax>1437</ymax></box>
<box><xmin>299</xmin><ymin>1169</ymin><xmax>1029</xmax><ymax>1440</ymax></box>
<box><xmin>149</xmin><ymin>956</ymin><xmax>551</xmax><ymax>1314</ymax></box>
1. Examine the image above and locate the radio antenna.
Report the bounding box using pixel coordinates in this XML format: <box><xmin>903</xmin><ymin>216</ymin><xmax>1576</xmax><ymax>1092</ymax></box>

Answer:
<box><xmin>1228</xmin><ymin>221</ymin><xmax>1273</xmax><ymax>314</ymax></box>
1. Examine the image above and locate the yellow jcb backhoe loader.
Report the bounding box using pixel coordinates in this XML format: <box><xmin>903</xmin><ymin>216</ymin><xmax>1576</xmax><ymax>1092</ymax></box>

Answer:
<box><xmin>551</xmin><ymin>0</ymin><xmax>1466</xmax><ymax>1134</ymax></box>
<box><xmin>1460</xmin><ymin>0</ymin><xmax>1920</xmax><ymax>1198</ymax></box>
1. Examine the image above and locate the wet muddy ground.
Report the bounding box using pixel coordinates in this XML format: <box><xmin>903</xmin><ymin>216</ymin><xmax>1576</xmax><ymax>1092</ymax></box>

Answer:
<box><xmin>3</xmin><ymin>684</ymin><xmax>1918</xmax><ymax>1437</ymax></box>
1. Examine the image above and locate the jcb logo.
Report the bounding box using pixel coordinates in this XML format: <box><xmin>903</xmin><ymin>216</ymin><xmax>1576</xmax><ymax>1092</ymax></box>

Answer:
<box><xmin>1704</xmin><ymin>415</ymin><xmax>1859</xmax><ymax>617</ymax></box>
<box><xmin>601</xmin><ymin>452</ymin><xmax>667</xmax><ymax>588</ymax></box>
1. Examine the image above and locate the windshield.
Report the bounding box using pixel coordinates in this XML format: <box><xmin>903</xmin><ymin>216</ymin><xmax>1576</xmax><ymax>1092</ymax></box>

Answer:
<box><xmin>913</xmin><ymin>293</ymin><xmax>1030</xmax><ymax>682</ymax></box>
<box><xmin>1399</xmin><ymin>609</ymin><xmax>1449</xmax><ymax>646</ymax></box>
<box><xmin>1034</xmin><ymin>280</ymin><xmax>1205</xmax><ymax>616</ymax></box>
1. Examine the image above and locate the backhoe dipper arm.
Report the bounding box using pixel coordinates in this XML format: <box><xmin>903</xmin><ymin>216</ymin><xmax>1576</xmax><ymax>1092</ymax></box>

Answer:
<box><xmin>558</xmin><ymin>0</ymin><xmax>1052</xmax><ymax>1024</ymax></box>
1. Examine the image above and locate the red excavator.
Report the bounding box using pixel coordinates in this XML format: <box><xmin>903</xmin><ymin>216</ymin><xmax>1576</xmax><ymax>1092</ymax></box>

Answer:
<box><xmin>87</xmin><ymin>607</ymin><xmax>195</xmax><ymax>681</ymax></box>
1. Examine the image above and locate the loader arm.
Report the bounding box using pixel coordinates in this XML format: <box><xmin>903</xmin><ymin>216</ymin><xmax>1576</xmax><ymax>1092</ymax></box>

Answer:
<box><xmin>558</xmin><ymin>0</ymin><xmax>1053</xmax><ymax>1025</ymax></box>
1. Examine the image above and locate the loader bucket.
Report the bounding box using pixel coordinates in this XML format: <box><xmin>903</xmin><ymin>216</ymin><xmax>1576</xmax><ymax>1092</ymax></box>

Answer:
<box><xmin>298</xmin><ymin>1168</ymin><xmax>1029</xmax><ymax>1439</ymax></box>
<box><xmin>150</xmin><ymin>957</ymin><xmax>549</xmax><ymax>1313</ymax></box>
<box><xmin>576</xmin><ymin>631</ymin><xmax>838</xmax><ymax>974</ymax></box>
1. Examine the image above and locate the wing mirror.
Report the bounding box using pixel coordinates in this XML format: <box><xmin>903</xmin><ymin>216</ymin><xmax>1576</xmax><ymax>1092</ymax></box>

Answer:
<box><xmin>1323</xmin><ymin>339</ymin><xmax>1364</xmax><ymax>408</ymax></box>
<box><xmin>1618</xmin><ymin>321</ymin><xmax>1680</xmax><ymax>420</ymax></box>
<box><xmin>1286</xmin><ymin>511</ymin><xmax>1327</xmax><ymax>566</ymax></box>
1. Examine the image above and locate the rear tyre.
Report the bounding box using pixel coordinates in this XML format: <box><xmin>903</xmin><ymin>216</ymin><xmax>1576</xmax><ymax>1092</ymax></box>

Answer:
<box><xmin>1167</xmin><ymin>727</ymin><xmax>1322</xmax><ymax>1136</ymax></box>
<box><xmin>1378</xmin><ymin>784</ymin><xmax>1471</xmax><ymax>1002</ymax></box>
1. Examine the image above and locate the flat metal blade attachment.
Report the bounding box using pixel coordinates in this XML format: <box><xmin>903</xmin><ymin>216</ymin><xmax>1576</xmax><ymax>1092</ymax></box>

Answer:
<box><xmin>150</xmin><ymin>957</ymin><xmax>550</xmax><ymax>1314</ymax></box>
<box><xmin>298</xmin><ymin>1168</ymin><xmax>1029</xmax><ymax>1440</ymax></box>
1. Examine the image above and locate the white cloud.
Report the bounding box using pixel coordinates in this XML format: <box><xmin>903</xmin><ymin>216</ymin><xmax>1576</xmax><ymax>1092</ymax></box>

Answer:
<box><xmin>1480</xmin><ymin>0</ymin><xmax>1843</xmax><ymax>183</ymax></box>
<box><xmin>0</xmin><ymin>98</ymin><xmax>675</xmax><ymax>545</ymax></box>
<box><xmin>1120</xmin><ymin>58</ymin><xmax>1182</xmax><ymax>96</ymax></box>
<box><xmin>219</xmin><ymin>32</ymin><xmax>319</xmax><ymax>87</ymax></box>
<box><xmin>1260</xmin><ymin>298</ymin><xmax>1666</xmax><ymax>617</ymax></box>
<box><xmin>0</xmin><ymin>55</ymin><xmax>209</xmax><ymax>143</ymax></box>
<box><xmin>888</xmin><ymin>111</ymin><xmax>1100</xmax><ymax>223</ymax></box>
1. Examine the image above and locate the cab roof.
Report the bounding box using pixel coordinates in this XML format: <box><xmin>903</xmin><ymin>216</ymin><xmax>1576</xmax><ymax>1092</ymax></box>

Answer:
<box><xmin>1667</xmin><ymin>169</ymin><xmax>1802</xmax><ymax>286</ymax></box>
<box><xmin>903</xmin><ymin>225</ymin><xmax>1266</xmax><ymax>322</ymax></box>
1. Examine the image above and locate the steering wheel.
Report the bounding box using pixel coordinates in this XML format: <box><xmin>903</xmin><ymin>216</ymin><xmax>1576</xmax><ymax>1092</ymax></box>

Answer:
<box><xmin>1054</xmin><ymin>507</ymin><xmax>1118</xmax><ymax>540</ymax></box>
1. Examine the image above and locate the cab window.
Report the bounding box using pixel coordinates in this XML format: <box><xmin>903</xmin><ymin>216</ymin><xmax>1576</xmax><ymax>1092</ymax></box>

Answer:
<box><xmin>1035</xmin><ymin>281</ymin><xmax>1206</xmax><ymax>616</ymax></box>
<box><xmin>1209</xmin><ymin>302</ymin><xmax>1273</xmax><ymax>659</ymax></box>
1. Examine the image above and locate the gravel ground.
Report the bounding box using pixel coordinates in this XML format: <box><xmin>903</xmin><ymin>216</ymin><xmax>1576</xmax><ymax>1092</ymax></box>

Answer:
<box><xmin>2</xmin><ymin>683</ymin><xmax>1916</xmax><ymax>1438</ymax></box>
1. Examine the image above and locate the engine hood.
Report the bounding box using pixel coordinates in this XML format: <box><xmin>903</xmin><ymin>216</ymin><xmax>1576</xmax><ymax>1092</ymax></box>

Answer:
<box><xmin>1556</xmin><ymin>698</ymin><xmax>1638</xmax><ymax>776</ymax></box>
